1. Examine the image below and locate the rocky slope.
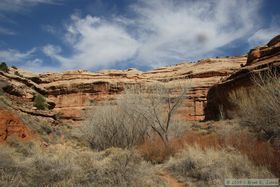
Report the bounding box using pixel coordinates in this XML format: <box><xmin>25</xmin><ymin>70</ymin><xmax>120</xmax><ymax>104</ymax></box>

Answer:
<box><xmin>204</xmin><ymin>35</ymin><xmax>280</xmax><ymax>120</ymax></box>
<box><xmin>0</xmin><ymin>108</ymin><xmax>32</xmax><ymax>142</ymax></box>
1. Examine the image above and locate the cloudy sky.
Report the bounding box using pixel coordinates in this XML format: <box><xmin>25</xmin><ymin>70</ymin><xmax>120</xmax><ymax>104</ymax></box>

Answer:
<box><xmin>0</xmin><ymin>0</ymin><xmax>279</xmax><ymax>72</ymax></box>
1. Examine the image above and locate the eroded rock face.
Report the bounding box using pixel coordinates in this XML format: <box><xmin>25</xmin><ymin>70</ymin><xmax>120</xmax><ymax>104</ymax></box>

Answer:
<box><xmin>0</xmin><ymin>109</ymin><xmax>32</xmax><ymax>142</ymax></box>
<box><xmin>32</xmin><ymin>56</ymin><xmax>245</xmax><ymax>121</ymax></box>
<box><xmin>0</xmin><ymin>52</ymin><xmax>246</xmax><ymax>121</ymax></box>
<box><xmin>204</xmin><ymin>35</ymin><xmax>280</xmax><ymax>120</ymax></box>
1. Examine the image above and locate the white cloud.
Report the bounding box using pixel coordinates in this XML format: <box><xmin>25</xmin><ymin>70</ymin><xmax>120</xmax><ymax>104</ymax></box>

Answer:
<box><xmin>41</xmin><ymin>25</ymin><xmax>58</xmax><ymax>34</ymax></box>
<box><xmin>0</xmin><ymin>48</ymin><xmax>57</xmax><ymax>73</ymax></box>
<box><xmin>0</xmin><ymin>48</ymin><xmax>36</xmax><ymax>63</ymax></box>
<box><xmin>133</xmin><ymin>0</ymin><xmax>260</xmax><ymax>67</ymax></box>
<box><xmin>42</xmin><ymin>0</ymin><xmax>262</xmax><ymax>71</ymax></box>
<box><xmin>43</xmin><ymin>15</ymin><xmax>139</xmax><ymax>70</ymax></box>
<box><xmin>0</xmin><ymin>27</ymin><xmax>15</xmax><ymax>35</ymax></box>
<box><xmin>248</xmin><ymin>26</ymin><xmax>280</xmax><ymax>47</ymax></box>
<box><xmin>25</xmin><ymin>58</ymin><xmax>43</xmax><ymax>67</ymax></box>
<box><xmin>21</xmin><ymin>58</ymin><xmax>59</xmax><ymax>72</ymax></box>
<box><xmin>0</xmin><ymin>0</ymin><xmax>61</xmax><ymax>13</ymax></box>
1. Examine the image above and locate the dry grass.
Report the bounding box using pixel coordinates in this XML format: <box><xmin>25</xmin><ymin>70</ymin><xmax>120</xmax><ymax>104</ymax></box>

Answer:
<box><xmin>82</xmin><ymin>104</ymin><xmax>149</xmax><ymax>150</ymax></box>
<box><xmin>0</xmin><ymin>141</ymin><xmax>167</xmax><ymax>187</ymax></box>
<box><xmin>137</xmin><ymin>131</ymin><xmax>224</xmax><ymax>164</ymax></box>
<box><xmin>137</xmin><ymin>121</ymin><xmax>192</xmax><ymax>163</ymax></box>
<box><xmin>138</xmin><ymin>123</ymin><xmax>280</xmax><ymax>177</ymax></box>
<box><xmin>230</xmin><ymin>70</ymin><xmax>280</xmax><ymax>146</ymax></box>
<box><xmin>221</xmin><ymin>131</ymin><xmax>280</xmax><ymax>177</ymax></box>
<box><xmin>166</xmin><ymin>145</ymin><xmax>274</xmax><ymax>187</ymax></box>
<box><xmin>137</xmin><ymin>136</ymin><xmax>179</xmax><ymax>164</ymax></box>
<box><xmin>181</xmin><ymin>129</ymin><xmax>280</xmax><ymax>177</ymax></box>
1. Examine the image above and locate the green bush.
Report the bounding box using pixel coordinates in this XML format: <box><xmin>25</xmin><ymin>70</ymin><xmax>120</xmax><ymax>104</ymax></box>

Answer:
<box><xmin>0</xmin><ymin>62</ymin><xmax>8</xmax><ymax>72</ymax></box>
<box><xmin>33</xmin><ymin>94</ymin><xmax>47</xmax><ymax>110</ymax></box>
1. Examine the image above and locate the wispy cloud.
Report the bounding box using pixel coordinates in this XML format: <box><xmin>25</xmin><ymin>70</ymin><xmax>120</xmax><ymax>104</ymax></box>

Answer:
<box><xmin>0</xmin><ymin>0</ymin><xmax>63</xmax><ymax>44</ymax></box>
<box><xmin>132</xmin><ymin>0</ymin><xmax>260</xmax><ymax>67</ymax></box>
<box><xmin>42</xmin><ymin>0</ymin><xmax>262</xmax><ymax>71</ymax></box>
<box><xmin>3</xmin><ymin>0</ymin><xmax>276</xmax><ymax>72</ymax></box>
<box><xmin>0</xmin><ymin>48</ymin><xmax>56</xmax><ymax>72</ymax></box>
<box><xmin>248</xmin><ymin>19</ymin><xmax>280</xmax><ymax>47</ymax></box>
<box><xmin>248</xmin><ymin>28</ymin><xmax>279</xmax><ymax>47</ymax></box>
<box><xmin>43</xmin><ymin>14</ymin><xmax>139</xmax><ymax>70</ymax></box>
<box><xmin>0</xmin><ymin>48</ymin><xmax>36</xmax><ymax>63</ymax></box>
<box><xmin>41</xmin><ymin>24</ymin><xmax>58</xmax><ymax>35</ymax></box>
<box><xmin>0</xmin><ymin>27</ymin><xmax>16</xmax><ymax>35</ymax></box>
<box><xmin>0</xmin><ymin>0</ymin><xmax>62</xmax><ymax>13</ymax></box>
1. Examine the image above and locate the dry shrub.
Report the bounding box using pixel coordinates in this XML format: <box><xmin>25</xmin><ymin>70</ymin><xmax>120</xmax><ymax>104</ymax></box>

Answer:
<box><xmin>83</xmin><ymin>82</ymin><xmax>189</xmax><ymax>150</ymax></box>
<box><xmin>230</xmin><ymin>70</ymin><xmax>280</xmax><ymax>146</ymax></box>
<box><xmin>178</xmin><ymin>131</ymin><xmax>222</xmax><ymax>149</ymax></box>
<box><xmin>138</xmin><ymin>131</ymin><xmax>224</xmax><ymax>163</ymax></box>
<box><xmin>138</xmin><ymin>127</ymin><xmax>280</xmax><ymax>177</ymax></box>
<box><xmin>167</xmin><ymin>145</ymin><xmax>274</xmax><ymax>187</ymax></box>
<box><xmin>221</xmin><ymin>130</ymin><xmax>280</xmax><ymax>177</ymax></box>
<box><xmin>0</xmin><ymin>142</ymin><xmax>167</xmax><ymax>187</ymax></box>
<box><xmin>180</xmin><ymin>129</ymin><xmax>280</xmax><ymax>177</ymax></box>
<box><xmin>137</xmin><ymin>136</ymin><xmax>179</xmax><ymax>164</ymax></box>
<box><xmin>137</xmin><ymin>121</ymin><xmax>192</xmax><ymax>163</ymax></box>
<box><xmin>82</xmin><ymin>104</ymin><xmax>149</xmax><ymax>150</ymax></box>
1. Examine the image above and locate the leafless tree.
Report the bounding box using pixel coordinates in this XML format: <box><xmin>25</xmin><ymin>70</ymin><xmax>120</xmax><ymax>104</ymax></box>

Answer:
<box><xmin>83</xmin><ymin>81</ymin><xmax>189</xmax><ymax>149</ymax></box>
<box><xmin>119</xmin><ymin>82</ymin><xmax>189</xmax><ymax>146</ymax></box>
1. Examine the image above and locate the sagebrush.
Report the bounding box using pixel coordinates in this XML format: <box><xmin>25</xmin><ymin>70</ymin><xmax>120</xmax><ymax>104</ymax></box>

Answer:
<box><xmin>230</xmin><ymin>70</ymin><xmax>280</xmax><ymax>146</ymax></box>
<box><xmin>166</xmin><ymin>145</ymin><xmax>274</xmax><ymax>187</ymax></box>
<box><xmin>0</xmin><ymin>142</ymin><xmax>167</xmax><ymax>187</ymax></box>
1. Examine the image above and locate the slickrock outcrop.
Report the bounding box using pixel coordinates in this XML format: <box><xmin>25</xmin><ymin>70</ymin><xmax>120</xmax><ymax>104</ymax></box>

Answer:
<box><xmin>204</xmin><ymin>35</ymin><xmax>280</xmax><ymax>120</ymax></box>
<box><xmin>0</xmin><ymin>109</ymin><xmax>32</xmax><ymax>142</ymax></box>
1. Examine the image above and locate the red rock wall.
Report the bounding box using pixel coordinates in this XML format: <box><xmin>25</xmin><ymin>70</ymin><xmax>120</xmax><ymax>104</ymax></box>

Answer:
<box><xmin>204</xmin><ymin>35</ymin><xmax>280</xmax><ymax>120</ymax></box>
<box><xmin>0</xmin><ymin>109</ymin><xmax>32</xmax><ymax>142</ymax></box>
<box><xmin>39</xmin><ymin>57</ymin><xmax>244</xmax><ymax>121</ymax></box>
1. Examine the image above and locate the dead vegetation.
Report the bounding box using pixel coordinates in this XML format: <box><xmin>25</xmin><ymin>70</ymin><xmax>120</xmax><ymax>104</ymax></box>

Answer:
<box><xmin>137</xmin><ymin>122</ymin><xmax>280</xmax><ymax>177</ymax></box>
<box><xmin>1</xmin><ymin>71</ymin><xmax>279</xmax><ymax>186</ymax></box>
<box><xmin>82</xmin><ymin>82</ymin><xmax>188</xmax><ymax>150</ymax></box>
<box><xmin>166</xmin><ymin>145</ymin><xmax>273</xmax><ymax>187</ymax></box>
<box><xmin>230</xmin><ymin>70</ymin><xmax>280</xmax><ymax>146</ymax></box>
<box><xmin>82</xmin><ymin>104</ymin><xmax>149</xmax><ymax>150</ymax></box>
<box><xmin>0</xmin><ymin>141</ymin><xmax>167</xmax><ymax>187</ymax></box>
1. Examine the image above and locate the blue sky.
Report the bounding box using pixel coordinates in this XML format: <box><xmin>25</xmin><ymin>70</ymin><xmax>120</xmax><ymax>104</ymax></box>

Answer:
<box><xmin>0</xmin><ymin>0</ymin><xmax>279</xmax><ymax>72</ymax></box>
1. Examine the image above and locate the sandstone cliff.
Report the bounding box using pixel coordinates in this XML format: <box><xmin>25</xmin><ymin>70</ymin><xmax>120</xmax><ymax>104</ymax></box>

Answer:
<box><xmin>36</xmin><ymin>57</ymin><xmax>245</xmax><ymax>121</ymax></box>
<box><xmin>0</xmin><ymin>56</ymin><xmax>245</xmax><ymax>121</ymax></box>
<box><xmin>204</xmin><ymin>35</ymin><xmax>280</xmax><ymax>120</ymax></box>
<box><xmin>0</xmin><ymin>108</ymin><xmax>32</xmax><ymax>142</ymax></box>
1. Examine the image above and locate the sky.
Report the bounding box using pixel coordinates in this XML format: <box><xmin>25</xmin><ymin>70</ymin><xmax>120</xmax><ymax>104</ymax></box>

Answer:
<box><xmin>0</xmin><ymin>0</ymin><xmax>279</xmax><ymax>72</ymax></box>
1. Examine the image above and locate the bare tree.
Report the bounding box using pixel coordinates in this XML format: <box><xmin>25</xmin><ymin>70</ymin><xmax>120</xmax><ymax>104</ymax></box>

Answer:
<box><xmin>82</xmin><ymin>81</ymin><xmax>188</xmax><ymax>149</ymax></box>
<box><xmin>119</xmin><ymin>82</ymin><xmax>189</xmax><ymax>146</ymax></box>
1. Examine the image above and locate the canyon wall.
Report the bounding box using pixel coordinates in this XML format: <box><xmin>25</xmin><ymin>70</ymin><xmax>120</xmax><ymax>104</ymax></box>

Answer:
<box><xmin>1</xmin><ymin>56</ymin><xmax>246</xmax><ymax>122</ymax></box>
<box><xmin>2</xmin><ymin>35</ymin><xmax>279</xmax><ymax>123</ymax></box>
<box><xmin>35</xmin><ymin>56</ymin><xmax>245</xmax><ymax>121</ymax></box>
<box><xmin>204</xmin><ymin>35</ymin><xmax>280</xmax><ymax>120</ymax></box>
